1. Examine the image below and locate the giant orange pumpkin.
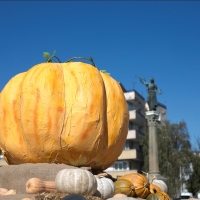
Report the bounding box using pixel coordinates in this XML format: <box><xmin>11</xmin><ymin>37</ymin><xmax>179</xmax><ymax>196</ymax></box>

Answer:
<box><xmin>0</xmin><ymin>61</ymin><xmax>129</xmax><ymax>170</ymax></box>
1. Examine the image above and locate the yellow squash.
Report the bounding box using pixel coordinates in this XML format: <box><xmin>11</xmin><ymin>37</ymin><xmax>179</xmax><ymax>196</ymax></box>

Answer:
<box><xmin>0</xmin><ymin>62</ymin><xmax>129</xmax><ymax>170</ymax></box>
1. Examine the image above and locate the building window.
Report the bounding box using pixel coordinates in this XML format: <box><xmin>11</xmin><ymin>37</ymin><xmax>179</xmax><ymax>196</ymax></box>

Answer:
<box><xmin>123</xmin><ymin>161</ymin><xmax>127</xmax><ymax>169</ymax></box>
<box><xmin>114</xmin><ymin>161</ymin><xmax>129</xmax><ymax>170</ymax></box>
<box><xmin>128</xmin><ymin>102</ymin><xmax>133</xmax><ymax>111</ymax></box>
<box><xmin>139</xmin><ymin>145</ymin><xmax>143</xmax><ymax>153</ymax></box>
<box><xmin>129</xmin><ymin>161</ymin><xmax>133</xmax><ymax>170</ymax></box>
<box><xmin>124</xmin><ymin>140</ymin><xmax>134</xmax><ymax>150</ymax></box>
<box><xmin>138</xmin><ymin>127</ymin><xmax>143</xmax><ymax>133</ymax></box>
<box><xmin>129</xmin><ymin>121</ymin><xmax>134</xmax><ymax>130</ymax></box>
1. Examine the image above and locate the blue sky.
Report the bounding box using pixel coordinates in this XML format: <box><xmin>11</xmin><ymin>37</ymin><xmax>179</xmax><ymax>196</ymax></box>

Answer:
<box><xmin>0</xmin><ymin>1</ymin><xmax>200</xmax><ymax>147</ymax></box>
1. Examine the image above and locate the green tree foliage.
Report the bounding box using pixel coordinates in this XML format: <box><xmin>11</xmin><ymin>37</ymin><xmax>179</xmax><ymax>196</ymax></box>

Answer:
<box><xmin>141</xmin><ymin>120</ymin><xmax>192</xmax><ymax>197</ymax></box>
<box><xmin>186</xmin><ymin>137</ymin><xmax>200</xmax><ymax>196</ymax></box>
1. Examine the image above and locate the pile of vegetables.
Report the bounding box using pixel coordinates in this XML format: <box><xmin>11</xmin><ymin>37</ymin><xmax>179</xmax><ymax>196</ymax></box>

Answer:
<box><xmin>0</xmin><ymin>169</ymin><xmax>169</xmax><ymax>199</ymax></box>
<box><xmin>25</xmin><ymin>170</ymin><xmax>169</xmax><ymax>200</ymax></box>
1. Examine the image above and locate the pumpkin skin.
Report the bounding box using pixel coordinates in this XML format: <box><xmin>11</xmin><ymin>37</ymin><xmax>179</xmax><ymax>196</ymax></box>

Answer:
<box><xmin>119</xmin><ymin>173</ymin><xmax>150</xmax><ymax>199</ymax></box>
<box><xmin>113</xmin><ymin>194</ymin><xmax>128</xmax><ymax>198</ymax></box>
<box><xmin>146</xmin><ymin>191</ymin><xmax>170</xmax><ymax>200</ymax></box>
<box><xmin>152</xmin><ymin>180</ymin><xmax>168</xmax><ymax>193</ymax></box>
<box><xmin>0</xmin><ymin>62</ymin><xmax>129</xmax><ymax>170</ymax></box>
<box><xmin>26</xmin><ymin>177</ymin><xmax>57</xmax><ymax>194</ymax></box>
<box><xmin>149</xmin><ymin>183</ymin><xmax>162</xmax><ymax>194</ymax></box>
<box><xmin>108</xmin><ymin>197</ymin><xmax>138</xmax><ymax>200</ymax></box>
<box><xmin>21</xmin><ymin>199</ymin><xmax>32</xmax><ymax>200</ymax></box>
<box><xmin>95</xmin><ymin>176</ymin><xmax>114</xmax><ymax>199</ymax></box>
<box><xmin>55</xmin><ymin>168</ymin><xmax>97</xmax><ymax>195</ymax></box>
<box><xmin>114</xmin><ymin>179</ymin><xmax>135</xmax><ymax>197</ymax></box>
<box><xmin>4</xmin><ymin>189</ymin><xmax>16</xmax><ymax>195</ymax></box>
<box><xmin>0</xmin><ymin>188</ymin><xmax>8</xmax><ymax>196</ymax></box>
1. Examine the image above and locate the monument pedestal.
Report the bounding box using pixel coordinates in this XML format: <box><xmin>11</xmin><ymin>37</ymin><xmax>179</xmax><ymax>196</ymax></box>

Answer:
<box><xmin>146</xmin><ymin>111</ymin><xmax>167</xmax><ymax>182</ymax></box>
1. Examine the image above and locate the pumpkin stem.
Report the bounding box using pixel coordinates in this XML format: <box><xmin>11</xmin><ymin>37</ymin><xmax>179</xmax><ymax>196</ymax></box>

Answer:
<box><xmin>65</xmin><ymin>56</ymin><xmax>96</xmax><ymax>67</ymax></box>
<box><xmin>147</xmin><ymin>172</ymin><xmax>149</xmax><ymax>183</ymax></box>
<box><xmin>151</xmin><ymin>175</ymin><xmax>156</xmax><ymax>184</ymax></box>
<box><xmin>97</xmin><ymin>172</ymin><xmax>108</xmax><ymax>178</ymax></box>
<box><xmin>97</xmin><ymin>172</ymin><xmax>117</xmax><ymax>182</ymax></box>
<box><xmin>141</xmin><ymin>170</ymin><xmax>150</xmax><ymax>186</ymax></box>
<box><xmin>131</xmin><ymin>186</ymin><xmax>136</xmax><ymax>190</ymax></box>
<box><xmin>47</xmin><ymin>56</ymin><xmax>62</xmax><ymax>63</ymax></box>
<box><xmin>144</xmin><ymin>181</ymin><xmax>149</xmax><ymax>188</ymax></box>
<box><xmin>141</xmin><ymin>170</ymin><xmax>147</xmax><ymax>175</ymax></box>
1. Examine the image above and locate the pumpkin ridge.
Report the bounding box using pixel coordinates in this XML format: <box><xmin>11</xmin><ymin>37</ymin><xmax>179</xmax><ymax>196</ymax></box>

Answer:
<box><xmin>84</xmin><ymin>169</ymin><xmax>89</xmax><ymax>194</ymax></box>
<box><xmin>99</xmin><ymin>72</ymin><xmax>129</xmax><ymax>167</ymax></box>
<box><xmin>0</xmin><ymin>72</ymin><xmax>28</xmax><ymax>163</ymax></box>
<box><xmin>60</xmin><ymin>63</ymin><xmax>108</xmax><ymax>167</ymax></box>
<box><xmin>19</xmin><ymin>73</ymin><xmax>29</xmax><ymax>160</ymax></box>
<box><xmin>20</xmin><ymin>65</ymin><xmax>50</xmax><ymax>161</ymax></box>
<box><xmin>53</xmin><ymin>63</ymin><xmax>66</xmax><ymax>163</ymax></box>
<box><xmin>102</xmin><ymin>178</ymin><xmax>106</xmax><ymax>197</ymax></box>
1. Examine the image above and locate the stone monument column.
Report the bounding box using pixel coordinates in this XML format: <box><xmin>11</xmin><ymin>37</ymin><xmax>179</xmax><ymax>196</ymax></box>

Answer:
<box><xmin>146</xmin><ymin>111</ymin><xmax>160</xmax><ymax>178</ymax></box>
<box><xmin>146</xmin><ymin>110</ymin><xmax>166</xmax><ymax>181</ymax></box>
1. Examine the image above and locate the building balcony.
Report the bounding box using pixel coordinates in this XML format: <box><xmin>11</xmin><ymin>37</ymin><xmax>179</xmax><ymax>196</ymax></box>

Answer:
<box><xmin>124</xmin><ymin>91</ymin><xmax>145</xmax><ymax>107</ymax></box>
<box><xmin>129</xmin><ymin>110</ymin><xmax>146</xmax><ymax>126</ymax></box>
<box><xmin>105</xmin><ymin>169</ymin><xmax>138</xmax><ymax>178</ymax></box>
<box><xmin>118</xmin><ymin>149</ymin><xmax>143</xmax><ymax>161</ymax></box>
<box><xmin>127</xmin><ymin>130</ymin><xmax>144</xmax><ymax>141</ymax></box>
<box><xmin>105</xmin><ymin>160</ymin><xmax>141</xmax><ymax>178</ymax></box>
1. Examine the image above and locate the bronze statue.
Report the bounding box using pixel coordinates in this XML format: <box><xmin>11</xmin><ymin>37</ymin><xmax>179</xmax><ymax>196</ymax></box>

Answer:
<box><xmin>136</xmin><ymin>76</ymin><xmax>162</xmax><ymax>111</ymax></box>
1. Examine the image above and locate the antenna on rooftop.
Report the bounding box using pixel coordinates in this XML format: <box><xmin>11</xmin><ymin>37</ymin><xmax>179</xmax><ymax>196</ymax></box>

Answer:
<box><xmin>132</xmin><ymin>82</ymin><xmax>136</xmax><ymax>90</ymax></box>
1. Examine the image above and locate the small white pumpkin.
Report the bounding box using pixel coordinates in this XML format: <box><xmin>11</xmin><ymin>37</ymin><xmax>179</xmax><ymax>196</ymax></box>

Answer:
<box><xmin>95</xmin><ymin>175</ymin><xmax>114</xmax><ymax>199</ymax></box>
<box><xmin>152</xmin><ymin>179</ymin><xmax>168</xmax><ymax>193</ymax></box>
<box><xmin>55</xmin><ymin>168</ymin><xmax>97</xmax><ymax>195</ymax></box>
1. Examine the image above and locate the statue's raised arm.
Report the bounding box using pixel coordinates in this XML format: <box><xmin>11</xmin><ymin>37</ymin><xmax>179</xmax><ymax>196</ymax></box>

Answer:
<box><xmin>135</xmin><ymin>76</ymin><xmax>148</xmax><ymax>86</ymax></box>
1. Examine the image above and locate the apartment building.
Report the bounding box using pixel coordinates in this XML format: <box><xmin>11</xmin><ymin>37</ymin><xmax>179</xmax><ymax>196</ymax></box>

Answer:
<box><xmin>106</xmin><ymin>84</ymin><xmax>167</xmax><ymax>178</ymax></box>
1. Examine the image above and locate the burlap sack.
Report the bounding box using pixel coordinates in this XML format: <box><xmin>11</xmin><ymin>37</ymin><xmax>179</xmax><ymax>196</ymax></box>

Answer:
<box><xmin>0</xmin><ymin>194</ymin><xmax>35</xmax><ymax>200</ymax></box>
<box><xmin>0</xmin><ymin>163</ymin><xmax>78</xmax><ymax>195</ymax></box>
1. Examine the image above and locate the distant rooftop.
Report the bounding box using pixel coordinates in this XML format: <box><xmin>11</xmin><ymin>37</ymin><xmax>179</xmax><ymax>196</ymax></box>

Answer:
<box><xmin>119</xmin><ymin>82</ymin><xmax>145</xmax><ymax>101</ymax></box>
<box><xmin>158</xmin><ymin>102</ymin><xmax>167</xmax><ymax>109</ymax></box>
<box><xmin>119</xmin><ymin>83</ymin><xmax>127</xmax><ymax>92</ymax></box>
